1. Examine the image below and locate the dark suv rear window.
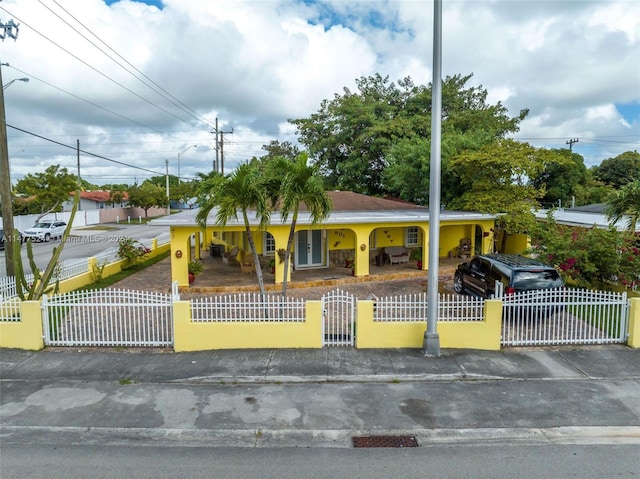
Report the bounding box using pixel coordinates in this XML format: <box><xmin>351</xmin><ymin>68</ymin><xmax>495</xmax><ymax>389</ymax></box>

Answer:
<box><xmin>512</xmin><ymin>270</ymin><xmax>563</xmax><ymax>290</ymax></box>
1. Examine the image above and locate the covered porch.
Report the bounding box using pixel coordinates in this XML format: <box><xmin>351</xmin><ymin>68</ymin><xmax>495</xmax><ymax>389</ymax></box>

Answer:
<box><xmin>183</xmin><ymin>250</ymin><xmax>461</xmax><ymax>295</ymax></box>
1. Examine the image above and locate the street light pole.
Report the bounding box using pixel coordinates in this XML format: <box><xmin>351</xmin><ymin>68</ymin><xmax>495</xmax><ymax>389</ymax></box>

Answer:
<box><xmin>0</xmin><ymin>17</ymin><xmax>22</xmax><ymax>277</ymax></box>
<box><xmin>2</xmin><ymin>77</ymin><xmax>28</xmax><ymax>90</ymax></box>
<box><xmin>165</xmin><ymin>159</ymin><xmax>170</xmax><ymax>215</ymax></box>
<box><xmin>177</xmin><ymin>144</ymin><xmax>197</xmax><ymax>184</ymax></box>
<box><xmin>423</xmin><ymin>0</ymin><xmax>442</xmax><ymax>357</ymax></box>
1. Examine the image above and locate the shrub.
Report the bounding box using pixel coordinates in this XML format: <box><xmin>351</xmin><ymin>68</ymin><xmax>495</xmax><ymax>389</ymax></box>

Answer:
<box><xmin>117</xmin><ymin>237</ymin><xmax>150</xmax><ymax>269</ymax></box>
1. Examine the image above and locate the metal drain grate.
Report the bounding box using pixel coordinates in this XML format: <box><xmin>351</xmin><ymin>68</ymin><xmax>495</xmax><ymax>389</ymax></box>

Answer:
<box><xmin>352</xmin><ymin>436</ymin><xmax>419</xmax><ymax>448</ymax></box>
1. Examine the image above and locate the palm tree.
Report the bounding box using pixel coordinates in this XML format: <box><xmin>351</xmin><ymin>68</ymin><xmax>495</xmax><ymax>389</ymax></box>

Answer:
<box><xmin>605</xmin><ymin>180</ymin><xmax>640</xmax><ymax>233</ymax></box>
<box><xmin>268</xmin><ymin>153</ymin><xmax>332</xmax><ymax>297</ymax></box>
<box><xmin>196</xmin><ymin>162</ymin><xmax>270</xmax><ymax>297</ymax></box>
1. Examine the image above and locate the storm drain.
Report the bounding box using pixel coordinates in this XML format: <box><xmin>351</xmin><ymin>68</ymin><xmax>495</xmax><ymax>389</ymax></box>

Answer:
<box><xmin>352</xmin><ymin>436</ymin><xmax>419</xmax><ymax>448</ymax></box>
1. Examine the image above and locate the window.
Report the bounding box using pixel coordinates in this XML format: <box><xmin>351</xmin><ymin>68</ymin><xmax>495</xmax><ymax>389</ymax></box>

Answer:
<box><xmin>264</xmin><ymin>232</ymin><xmax>276</xmax><ymax>254</ymax></box>
<box><xmin>406</xmin><ymin>227</ymin><xmax>419</xmax><ymax>246</ymax></box>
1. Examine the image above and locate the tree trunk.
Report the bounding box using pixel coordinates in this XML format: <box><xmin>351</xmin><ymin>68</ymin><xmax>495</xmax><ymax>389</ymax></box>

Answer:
<box><xmin>281</xmin><ymin>217</ymin><xmax>297</xmax><ymax>298</ymax></box>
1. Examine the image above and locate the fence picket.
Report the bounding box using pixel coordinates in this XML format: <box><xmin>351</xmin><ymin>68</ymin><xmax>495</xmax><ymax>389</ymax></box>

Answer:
<box><xmin>501</xmin><ymin>287</ymin><xmax>629</xmax><ymax>346</ymax></box>
<box><xmin>42</xmin><ymin>288</ymin><xmax>173</xmax><ymax>347</ymax></box>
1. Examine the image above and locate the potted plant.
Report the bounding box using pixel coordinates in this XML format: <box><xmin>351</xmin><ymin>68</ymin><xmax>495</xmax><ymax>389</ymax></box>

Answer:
<box><xmin>188</xmin><ymin>260</ymin><xmax>203</xmax><ymax>284</ymax></box>
<box><xmin>268</xmin><ymin>258</ymin><xmax>276</xmax><ymax>274</ymax></box>
<box><xmin>345</xmin><ymin>257</ymin><xmax>354</xmax><ymax>268</ymax></box>
<box><xmin>410</xmin><ymin>248</ymin><xmax>422</xmax><ymax>269</ymax></box>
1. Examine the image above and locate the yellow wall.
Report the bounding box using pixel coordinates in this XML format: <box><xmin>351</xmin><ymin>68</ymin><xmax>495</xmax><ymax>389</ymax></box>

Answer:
<box><xmin>628</xmin><ymin>298</ymin><xmax>640</xmax><ymax>348</ymax></box>
<box><xmin>355</xmin><ymin>299</ymin><xmax>502</xmax><ymax>351</ymax></box>
<box><xmin>504</xmin><ymin>233</ymin><xmax>529</xmax><ymax>254</ymax></box>
<box><xmin>173</xmin><ymin>300</ymin><xmax>323</xmax><ymax>351</ymax></box>
<box><xmin>0</xmin><ymin>301</ymin><xmax>44</xmax><ymax>350</ymax></box>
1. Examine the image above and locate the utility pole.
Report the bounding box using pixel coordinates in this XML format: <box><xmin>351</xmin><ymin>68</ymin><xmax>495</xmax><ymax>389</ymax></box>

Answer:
<box><xmin>76</xmin><ymin>139</ymin><xmax>81</xmax><ymax>210</ymax></box>
<box><xmin>213</xmin><ymin>117</ymin><xmax>219</xmax><ymax>173</ymax></box>
<box><xmin>566</xmin><ymin>138</ymin><xmax>579</xmax><ymax>151</ymax></box>
<box><xmin>210</xmin><ymin>117</ymin><xmax>232</xmax><ymax>175</ymax></box>
<box><xmin>218</xmin><ymin>127</ymin><xmax>233</xmax><ymax>175</ymax></box>
<box><xmin>165</xmin><ymin>159</ymin><xmax>170</xmax><ymax>215</ymax></box>
<box><xmin>0</xmin><ymin>17</ymin><xmax>21</xmax><ymax>277</ymax></box>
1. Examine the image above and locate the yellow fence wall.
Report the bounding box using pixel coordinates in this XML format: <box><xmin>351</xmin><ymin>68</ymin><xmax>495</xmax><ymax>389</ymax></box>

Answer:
<box><xmin>173</xmin><ymin>301</ymin><xmax>323</xmax><ymax>352</ymax></box>
<box><xmin>356</xmin><ymin>299</ymin><xmax>503</xmax><ymax>351</ymax></box>
<box><xmin>628</xmin><ymin>298</ymin><xmax>640</xmax><ymax>349</ymax></box>
<box><xmin>3</xmin><ymin>289</ymin><xmax>636</xmax><ymax>351</ymax></box>
<box><xmin>0</xmin><ymin>301</ymin><xmax>44</xmax><ymax>350</ymax></box>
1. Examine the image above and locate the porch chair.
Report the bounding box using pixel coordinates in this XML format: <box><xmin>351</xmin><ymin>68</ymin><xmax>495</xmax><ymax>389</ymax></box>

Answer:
<box><xmin>240</xmin><ymin>254</ymin><xmax>255</xmax><ymax>275</ymax></box>
<box><xmin>222</xmin><ymin>246</ymin><xmax>239</xmax><ymax>266</ymax></box>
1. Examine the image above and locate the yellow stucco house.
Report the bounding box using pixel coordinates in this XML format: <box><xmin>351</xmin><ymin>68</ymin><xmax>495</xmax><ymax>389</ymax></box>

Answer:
<box><xmin>151</xmin><ymin>191</ymin><xmax>499</xmax><ymax>287</ymax></box>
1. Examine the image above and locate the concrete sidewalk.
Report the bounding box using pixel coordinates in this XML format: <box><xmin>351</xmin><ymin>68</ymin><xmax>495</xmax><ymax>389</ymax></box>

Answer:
<box><xmin>2</xmin><ymin>346</ymin><xmax>640</xmax><ymax>384</ymax></box>
<box><xmin>1</xmin><ymin>346</ymin><xmax>639</xmax><ymax>448</ymax></box>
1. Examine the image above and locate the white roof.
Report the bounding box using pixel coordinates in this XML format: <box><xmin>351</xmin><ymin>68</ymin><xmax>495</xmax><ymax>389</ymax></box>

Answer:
<box><xmin>534</xmin><ymin>208</ymin><xmax>635</xmax><ymax>231</ymax></box>
<box><xmin>149</xmin><ymin>207</ymin><xmax>496</xmax><ymax>228</ymax></box>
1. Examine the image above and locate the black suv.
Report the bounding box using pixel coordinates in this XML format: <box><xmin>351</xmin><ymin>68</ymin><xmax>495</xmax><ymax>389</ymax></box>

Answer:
<box><xmin>453</xmin><ymin>254</ymin><xmax>564</xmax><ymax>298</ymax></box>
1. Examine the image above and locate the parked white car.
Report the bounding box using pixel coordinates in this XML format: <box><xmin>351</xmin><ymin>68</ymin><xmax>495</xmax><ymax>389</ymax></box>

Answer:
<box><xmin>23</xmin><ymin>221</ymin><xmax>67</xmax><ymax>242</ymax></box>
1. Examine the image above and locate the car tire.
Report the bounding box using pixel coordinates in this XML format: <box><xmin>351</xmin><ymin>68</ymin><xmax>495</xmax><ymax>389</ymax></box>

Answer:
<box><xmin>453</xmin><ymin>272</ymin><xmax>465</xmax><ymax>294</ymax></box>
<box><xmin>44</xmin><ymin>233</ymin><xmax>51</xmax><ymax>242</ymax></box>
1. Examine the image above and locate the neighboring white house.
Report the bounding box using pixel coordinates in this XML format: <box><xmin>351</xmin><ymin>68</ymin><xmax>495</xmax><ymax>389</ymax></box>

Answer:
<box><xmin>534</xmin><ymin>205</ymin><xmax>637</xmax><ymax>232</ymax></box>
<box><xmin>62</xmin><ymin>191</ymin><xmax>129</xmax><ymax>211</ymax></box>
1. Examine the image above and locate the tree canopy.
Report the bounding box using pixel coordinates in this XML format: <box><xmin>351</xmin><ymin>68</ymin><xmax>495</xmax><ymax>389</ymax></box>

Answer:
<box><xmin>14</xmin><ymin>164</ymin><xmax>77</xmax><ymax>215</ymax></box>
<box><xmin>291</xmin><ymin>73</ymin><xmax>528</xmax><ymax>201</ymax></box>
<box><xmin>530</xmin><ymin>149</ymin><xmax>589</xmax><ymax>208</ymax></box>
<box><xmin>127</xmin><ymin>182</ymin><xmax>168</xmax><ymax>216</ymax></box>
<box><xmin>591</xmin><ymin>151</ymin><xmax>640</xmax><ymax>188</ymax></box>
<box><xmin>449</xmin><ymin>139</ymin><xmax>569</xmax><ymax>235</ymax></box>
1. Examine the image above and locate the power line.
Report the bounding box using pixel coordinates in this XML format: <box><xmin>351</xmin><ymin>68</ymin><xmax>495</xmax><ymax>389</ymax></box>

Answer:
<box><xmin>41</xmin><ymin>0</ymin><xmax>216</xmax><ymax>132</ymax></box>
<box><xmin>0</xmin><ymin>6</ymin><xmax>206</xmax><ymax>131</ymax></box>
<box><xmin>7</xmin><ymin>123</ymin><xmax>165</xmax><ymax>176</ymax></box>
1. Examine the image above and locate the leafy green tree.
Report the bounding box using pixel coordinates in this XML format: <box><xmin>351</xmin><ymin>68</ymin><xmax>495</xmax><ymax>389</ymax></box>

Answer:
<box><xmin>260</xmin><ymin>140</ymin><xmax>300</xmax><ymax>161</ymax></box>
<box><xmin>196</xmin><ymin>162</ymin><xmax>270</xmax><ymax>297</ymax></box>
<box><xmin>605</xmin><ymin>180</ymin><xmax>640</xmax><ymax>232</ymax></box>
<box><xmin>266</xmin><ymin>153</ymin><xmax>332</xmax><ymax>297</ymax></box>
<box><xmin>531</xmin><ymin>149</ymin><xmax>589</xmax><ymax>207</ymax></box>
<box><xmin>14</xmin><ymin>165</ymin><xmax>77</xmax><ymax>215</ymax></box>
<box><xmin>127</xmin><ymin>183</ymin><xmax>168</xmax><ymax>217</ymax></box>
<box><xmin>109</xmin><ymin>189</ymin><xmax>127</xmax><ymax>206</ymax></box>
<box><xmin>292</xmin><ymin>73</ymin><xmax>528</xmax><ymax>202</ymax></box>
<box><xmin>591</xmin><ymin>151</ymin><xmax>640</xmax><ymax>188</ymax></box>
<box><xmin>449</xmin><ymin>139</ymin><xmax>569</xmax><ymax>248</ymax></box>
<box><xmin>571</xmin><ymin>178</ymin><xmax>615</xmax><ymax>207</ymax></box>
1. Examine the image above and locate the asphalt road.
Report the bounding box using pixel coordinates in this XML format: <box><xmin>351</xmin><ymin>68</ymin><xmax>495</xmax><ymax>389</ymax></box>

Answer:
<box><xmin>1</xmin><ymin>444</ymin><xmax>638</xmax><ymax>479</ymax></box>
<box><xmin>0</xmin><ymin>223</ymin><xmax>168</xmax><ymax>274</ymax></box>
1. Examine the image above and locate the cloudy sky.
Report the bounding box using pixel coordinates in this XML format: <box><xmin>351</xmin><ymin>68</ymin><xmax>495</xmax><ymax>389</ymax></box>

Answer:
<box><xmin>1</xmin><ymin>0</ymin><xmax>638</xmax><ymax>187</ymax></box>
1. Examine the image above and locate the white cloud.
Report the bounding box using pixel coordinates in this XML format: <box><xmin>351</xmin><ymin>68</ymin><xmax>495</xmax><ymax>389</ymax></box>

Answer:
<box><xmin>1</xmin><ymin>0</ymin><xmax>638</xmax><ymax>186</ymax></box>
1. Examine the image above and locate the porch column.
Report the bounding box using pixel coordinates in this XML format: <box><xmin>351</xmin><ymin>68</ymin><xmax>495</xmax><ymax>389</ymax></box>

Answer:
<box><xmin>270</xmin><ymin>225</ymin><xmax>290</xmax><ymax>285</ymax></box>
<box><xmin>170</xmin><ymin>228</ymin><xmax>192</xmax><ymax>287</ymax></box>
<box><xmin>353</xmin><ymin>226</ymin><xmax>374</xmax><ymax>277</ymax></box>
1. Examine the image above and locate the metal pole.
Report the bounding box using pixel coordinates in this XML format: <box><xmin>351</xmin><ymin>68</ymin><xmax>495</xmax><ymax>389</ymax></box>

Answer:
<box><xmin>423</xmin><ymin>0</ymin><xmax>442</xmax><ymax>356</ymax></box>
<box><xmin>215</xmin><ymin>117</ymin><xmax>219</xmax><ymax>173</ymax></box>
<box><xmin>76</xmin><ymin>139</ymin><xmax>81</xmax><ymax>210</ymax></box>
<box><xmin>165</xmin><ymin>159</ymin><xmax>170</xmax><ymax>215</ymax></box>
<box><xmin>177</xmin><ymin>151</ymin><xmax>181</xmax><ymax>184</ymax></box>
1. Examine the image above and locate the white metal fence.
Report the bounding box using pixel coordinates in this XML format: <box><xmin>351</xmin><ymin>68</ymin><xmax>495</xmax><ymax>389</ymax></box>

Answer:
<box><xmin>42</xmin><ymin>288</ymin><xmax>174</xmax><ymax>347</ymax></box>
<box><xmin>373</xmin><ymin>292</ymin><xmax>485</xmax><ymax>322</ymax></box>
<box><xmin>191</xmin><ymin>293</ymin><xmax>306</xmax><ymax>322</ymax></box>
<box><xmin>322</xmin><ymin>289</ymin><xmax>356</xmax><ymax>346</ymax></box>
<box><xmin>0</xmin><ymin>234</ymin><xmax>170</xmax><ymax>301</ymax></box>
<box><xmin>0</xmin><ymin>296</ymin><xmax>21</xmax><ymax>322</ymax></box>
<box><xmin>501</xmin><ymin>287</ymin><xmax>629</xmax><ymax>346</ymax></box>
